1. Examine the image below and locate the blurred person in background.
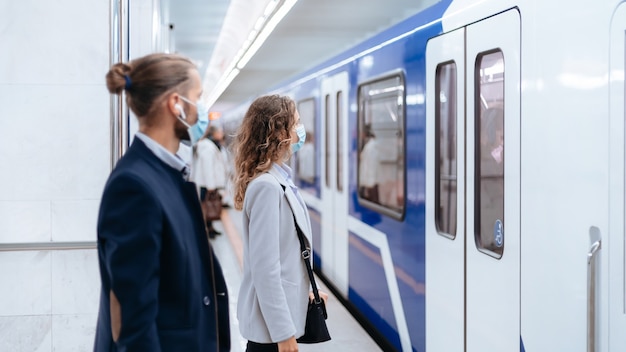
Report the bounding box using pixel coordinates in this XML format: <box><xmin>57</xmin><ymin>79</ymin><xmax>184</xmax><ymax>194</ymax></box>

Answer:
<box><xmin>191</xmin><ymin>125</ymin><xmax>232</xmax><ymax>238</ymax></box>
<box><xmin>358</xmin><ymin>124</ymin><xmax>380</xmax><ymax>204</ymax></box>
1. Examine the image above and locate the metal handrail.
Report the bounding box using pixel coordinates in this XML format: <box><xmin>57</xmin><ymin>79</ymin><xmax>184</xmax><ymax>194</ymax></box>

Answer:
<box><xmin>110</xmin><ymin>0</ymin><xmax>119</xmax><ymax>168</ymax></box>
<box><xmin>109</xmin><ymin>0</ymin><xmax>129</xmax><ymax>168</ymax></box>
<box><xmin>119</xmin><ymin>0</ymin><xmax>129</xmax><ymax>158</ymax></box>
<box><xmin>587</xmin><ymin>240</ymin><xmax>601</xmax><ymax>352</ymax></box>
<box><xmin>0</xmin><ymin>241</ymin><xmax>96</xmax><ymax>252</ymax></box>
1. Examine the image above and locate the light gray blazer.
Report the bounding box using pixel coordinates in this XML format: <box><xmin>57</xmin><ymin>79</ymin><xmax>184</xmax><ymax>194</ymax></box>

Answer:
<box><xmin>237</xmin><ymin>167</ymin><xmax>313</xmax><ymax>343</ymax></box>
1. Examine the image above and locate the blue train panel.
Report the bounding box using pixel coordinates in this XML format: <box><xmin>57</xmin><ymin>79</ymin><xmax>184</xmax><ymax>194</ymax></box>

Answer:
<box><xmin>267</xmin><ymin>1</ymin><xmax>456</xmax><ymax>351</ymax></box>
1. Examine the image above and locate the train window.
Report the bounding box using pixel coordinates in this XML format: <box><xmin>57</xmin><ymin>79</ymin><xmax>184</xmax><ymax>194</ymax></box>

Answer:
<box><xmin>337</xmin><ymin>91</ymin><xmax>344</xmax><ymax>192</ymax></box>
<box><xmin>474</xmin><ymin>50</ymin><xmax>505</xmax><ymax>258</ymax></box>
<box><xmin>296</xmin><ymin>98</ymin><xmax>316</xmax><ymax>191</ymax></box>
<box><xmin>435</xmin><ymin>62</ymin><xmax>458</xmax><ymax>239</ymax></box>
<box><xmin>357</xmin><ymin>74</ymin><xmax>405</xmax><ymax>219</ymax></box>
<box><xmin>325</xmin><ymin>94</ymin><xmax>331</xmax><ymax>188</ymax></box>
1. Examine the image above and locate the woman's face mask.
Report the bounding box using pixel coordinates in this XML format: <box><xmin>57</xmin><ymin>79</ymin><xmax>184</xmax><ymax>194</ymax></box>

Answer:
<box><xmin>291</xmin><ymin>124</ymin><xmax>306</xmax><ymax>153</ymax></box>
<box><xmin>177</xmin><ymin>96</ymin><xmax>209</xmax><ymax>145</ymax></box>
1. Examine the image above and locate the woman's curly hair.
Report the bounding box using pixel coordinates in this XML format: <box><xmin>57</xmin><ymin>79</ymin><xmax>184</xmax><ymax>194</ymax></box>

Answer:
<box><xmin>232</xmin><ymin>95</ymin><xmax>297</xmax><ymax>210</ymax></box>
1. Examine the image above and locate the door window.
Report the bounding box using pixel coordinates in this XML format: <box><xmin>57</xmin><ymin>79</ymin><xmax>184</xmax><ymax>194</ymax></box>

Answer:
<box><xmin>357</xmin><ymin>74</ymin><xmax>406</xmax><ymax>219</ymax></box>
<box><xmin>337</xmin><ymin>91</ymin><xmax>344</xmax><ymax>192</ymax></box>
<box><xmin>325</xmin><ymin>94</ymin><xmax>331</xmax><ymax>188</ymax></box>
<box><xmin>296</xmin><ymin>98</ymin><xmax>316</xmax><ymax>192</ymax></box>
<box><xmin>435</xmin><ymin>62</ymin><xmax>458</xmax><ymax>238</ymax></box>
<box><xmin>474</xmin><ymin>50</ymin><xmax>505</xmax><ymax>258</ymax></box>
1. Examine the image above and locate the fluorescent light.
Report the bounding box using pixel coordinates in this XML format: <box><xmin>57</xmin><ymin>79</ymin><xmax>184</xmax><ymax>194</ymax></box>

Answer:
<box><xmin>207</xmin><ymin>0</ymin><xmax>298</xmax><ymax>108</ymax></box>
<box><xmin>206</xmin><ymin>68</ymin><xmax>241</xmax><ymax>107</ymax></box>
<box><xmin>254</xmin><ymin>17</ymin><xmax>265</xmax><ymax>31</ymax></box>
<box><xmin>247</xmin><ymin>30</ymin><xmax>258</xmax><ymax>41</ymax></box>
<box><xmin>236</xmin><ymin>0</ymin><xmax>297</xmax><ymax>70</ymax></box>
<box><xmin>483</xmin><ymin>59</ymin><xmax>504</xmax><ymax>77</ymax></box>
<box><xmin>263</xmin><ymin>0</ymin><xmax>279</xmax><ymax>17</ymax></box>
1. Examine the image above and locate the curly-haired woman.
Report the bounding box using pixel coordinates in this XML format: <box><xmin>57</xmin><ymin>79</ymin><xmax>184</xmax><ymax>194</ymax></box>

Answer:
<box><xmin>233</xmin><ymin>95</ymin><xmax>328</xmax><ymax>352</ymax></box>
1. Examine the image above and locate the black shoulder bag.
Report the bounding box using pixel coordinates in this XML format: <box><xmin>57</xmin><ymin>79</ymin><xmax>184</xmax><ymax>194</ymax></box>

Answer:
<box><xmin>292</xmin><ymin>214</ymin><xmax>331</xmax><ymax>344</ymax></box>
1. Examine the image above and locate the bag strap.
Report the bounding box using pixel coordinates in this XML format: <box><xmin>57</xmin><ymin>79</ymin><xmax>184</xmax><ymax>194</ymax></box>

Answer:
<box><xmin>291</xmin><ymin>212</ymin><xmax>323</xmax><ymax>304</ymax></box>
<box><xmin>277</xmin><ymin>183</ymin><xmax>322</xmax><ymax>304</ymax></box>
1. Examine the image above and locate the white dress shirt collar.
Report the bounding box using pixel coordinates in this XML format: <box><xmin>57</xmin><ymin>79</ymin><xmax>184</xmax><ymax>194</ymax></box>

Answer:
<box><xmin>135</xmin><ymin>132</ymin><xmax>190</xmax><ymax>180</ymax></box>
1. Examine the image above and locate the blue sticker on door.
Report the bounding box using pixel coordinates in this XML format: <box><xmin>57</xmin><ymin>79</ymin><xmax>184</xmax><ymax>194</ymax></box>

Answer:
<box><xmin>494</xmin><ymin>219</ymin><xmax>504</xmax><ymax>247</ymax></box>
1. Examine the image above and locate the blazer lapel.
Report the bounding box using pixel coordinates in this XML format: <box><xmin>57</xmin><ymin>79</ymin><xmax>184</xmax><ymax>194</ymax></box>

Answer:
<box><xmin>267</xmin><ymin>168</ymin><xmax>311</xmax><ymax>239</ymax></box>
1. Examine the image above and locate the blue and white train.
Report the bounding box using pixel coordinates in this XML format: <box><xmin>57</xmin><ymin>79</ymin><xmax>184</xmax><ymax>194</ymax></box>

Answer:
<box><xmin>222</xmin><ymin>0</ymin><xmax>626</xmax><ymax>350</ymax></box>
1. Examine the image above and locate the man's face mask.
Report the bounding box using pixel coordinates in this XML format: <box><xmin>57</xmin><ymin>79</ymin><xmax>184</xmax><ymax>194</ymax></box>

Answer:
<box><xmin>176</xmin><ymin>96</ymin><xmax>209</xmax><ymax>145</ymax></box>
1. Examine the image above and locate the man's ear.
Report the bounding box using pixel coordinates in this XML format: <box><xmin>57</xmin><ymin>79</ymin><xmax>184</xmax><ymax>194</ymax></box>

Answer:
<box><xmin>166</xmin><ymin>93</ymin><xmax>183</xmax><ymax>117</ymax></box>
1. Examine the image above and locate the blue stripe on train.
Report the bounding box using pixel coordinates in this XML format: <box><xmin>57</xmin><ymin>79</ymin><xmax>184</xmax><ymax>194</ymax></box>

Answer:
<box><xmin>344</xmin><ymin>1</ymin><xmax>453</xmax><ymax>351</ymax></box>
<box><xmin>302</xmin><ymin>1</ymin><xmax>457</xmax><ymax>350</ymax></box>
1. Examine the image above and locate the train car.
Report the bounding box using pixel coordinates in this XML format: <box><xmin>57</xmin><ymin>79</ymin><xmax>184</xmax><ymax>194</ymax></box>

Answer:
<box><xmin>221</xmin><ymin>0</ymin><xmax>626</xmax><ymax>350</ymax></box>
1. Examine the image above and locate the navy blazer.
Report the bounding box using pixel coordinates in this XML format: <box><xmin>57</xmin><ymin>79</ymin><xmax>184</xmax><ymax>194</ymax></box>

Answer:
<box><xmin>94</xmin><ymin>138</ymin><xmax>230</xmax><ymax>352</ymax></box>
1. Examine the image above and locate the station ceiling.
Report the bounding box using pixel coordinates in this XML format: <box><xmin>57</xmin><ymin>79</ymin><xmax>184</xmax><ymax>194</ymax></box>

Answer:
<box><xmin>169</xmin><ymin>0</ymin><xmax>434</xmax><ymax>112</ymax></box>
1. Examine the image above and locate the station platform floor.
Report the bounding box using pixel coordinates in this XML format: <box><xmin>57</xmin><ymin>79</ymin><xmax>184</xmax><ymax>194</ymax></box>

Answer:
<box><xmin>213</xmin><ymin>208</ymin><xmax>383</xmax><ymax>352</ymax></box>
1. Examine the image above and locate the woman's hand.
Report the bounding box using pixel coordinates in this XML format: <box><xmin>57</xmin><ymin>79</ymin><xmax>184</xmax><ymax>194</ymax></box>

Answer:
<box><xmin>277</xmin><ymin>336</ymin><xmax>298</xmax><ymax>352</ymax></box>
<box><xmin>309</xmin><ymin>290</ymin><xmax>329</xmax><ymax>305</ymax></box>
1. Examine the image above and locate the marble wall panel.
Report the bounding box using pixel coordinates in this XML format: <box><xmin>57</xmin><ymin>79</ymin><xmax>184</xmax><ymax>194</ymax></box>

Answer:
<box><xmin>0</xmin><ymin>251</ymin><xmax>51</xmax><ymax>316</ymax></box>
<box><xmin>51</xmin><ymin>250</ymin><xmax>100</xmax><ymax>315</ymax></box>
<box><xmin>0</xmin><ymin>201</ymin><xmax>51</xmax><ymax>243</ymax></box>
<box><xmin>51</xmin><ymin>200</ymin><xmax>99</xmax><ymax>242</ymax></box>
<box><xmin>0</xmin><ymin>315</ymin><xmax>52</xmax><ymax>352</ymax></box>
<box><xmin>51</xmin><ymin>314</ymin><xmax>97</xmax><ymax>352</ymax></box>
<box><xmin>0</xmin><ymin>0</ymin><xmax>108</xmax><ymax>86</ymax></box>
<box><xmin>0</xmin><ymin>85</ymin><xmax>110</xmax><ymax>203</ymax></box>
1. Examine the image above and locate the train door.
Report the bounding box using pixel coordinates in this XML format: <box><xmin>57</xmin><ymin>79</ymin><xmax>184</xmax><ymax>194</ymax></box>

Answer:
<box><xmin>320</xmin><ymin>72</ymin><xmax>350</xmax><ymax>296</ymax></box>
<box><xmin>608</xmin><ymin>4</ymin><xmax>626</xmax><ymax>350</ymax></box>
<box><xmin>425</xmin><ymin>27</ymin><xmax>466</xmax><ymax>352</ymax></box>
<box><xmin>426</xmin><ymin>10</ymin><xmax>521</xmax><ymax>351</ymax></box>
<box><xmin>465</xmin><ymin>11</ymin><xmax>521</xmax><ymax>352</ymax></box>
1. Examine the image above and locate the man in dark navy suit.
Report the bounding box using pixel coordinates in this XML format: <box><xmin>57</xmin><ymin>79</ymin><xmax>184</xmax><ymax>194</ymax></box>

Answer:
<box><xmin>94</xmin><ymin>53</ymin><xmax>230</xmax><ymax>351</ymax></box>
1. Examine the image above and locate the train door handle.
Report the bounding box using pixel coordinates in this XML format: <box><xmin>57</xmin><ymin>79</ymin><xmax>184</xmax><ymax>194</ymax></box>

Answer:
<box><xmin>587</xmin><ymin>240</ymin><xmax>601</xmax><ymax>352</ymax></box>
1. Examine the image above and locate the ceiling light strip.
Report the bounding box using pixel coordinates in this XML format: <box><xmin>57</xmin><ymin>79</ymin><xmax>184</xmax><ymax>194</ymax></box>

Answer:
<box><xmin>206</xmin><ymin>0</ymin><xmax>297</xmax><ymax>108</ymax></box>
<box><xmin>237</xmin><ymin>0</ymin><xmax>297</xmax><ymax>70</ymax></box>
